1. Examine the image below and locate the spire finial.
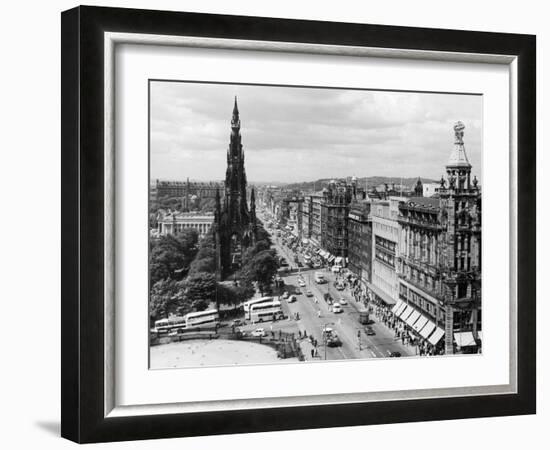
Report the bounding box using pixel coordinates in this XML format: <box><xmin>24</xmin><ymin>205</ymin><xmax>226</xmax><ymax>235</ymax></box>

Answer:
<box><xmin>454</xmin><ymin>121</ymin><xmax>465</xmax><ymax>144</ymax></box>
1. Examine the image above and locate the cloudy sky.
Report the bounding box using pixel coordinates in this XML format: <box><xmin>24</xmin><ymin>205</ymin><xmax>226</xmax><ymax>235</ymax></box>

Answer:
<box><xmin>150</xmin><ymin>81</ymin><xmax>482</xmax><ymax>184</ymax></box>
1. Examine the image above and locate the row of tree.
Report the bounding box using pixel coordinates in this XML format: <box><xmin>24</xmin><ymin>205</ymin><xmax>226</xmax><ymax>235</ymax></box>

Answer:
<box><xmin>149</xmin><ymin>224</ymin><xmax>279</xmax><ymax>326</ymax></box>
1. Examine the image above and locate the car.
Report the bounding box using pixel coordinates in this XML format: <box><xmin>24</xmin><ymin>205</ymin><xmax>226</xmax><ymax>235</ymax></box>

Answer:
<box><xmin>339</xmin><ymin>298</ymin><xmax>348</xmax><ymax>305</ymax></box>
<box><xmin>335</xmin><ymin>282</ymin><xmax>344</xmax><ymax>291</ymax></box>
<box><xmin>389</xmin><ymin>351</ymin><xmax>402</xmax><ymax>357</ymax></box>
<box><xmin>231</xmin><ymin>318</ymin><xmax>245</xmax><ymax>327</ymax></box>
<box><xmin>251</xmin><ymin>328</ymin><xmax>266</xmax><ymax>337</ymax></box>
<box><xmin>297</xmin><ymin>261</ymin><xmax>304</xmax><ymax>268</ymax></box>
<box><xmin>287</xmin><ymin>295</ymin><xmax>297</xmax><ymax>303</ymax></box>
<box><xmin>331</xmin><ymin>265</ymin><xmax>342</xmax><ymax>273</ymax></box>
<box><xmin>365</xmin><ymin>326</ymin><xmax>376</xmax><ymax>336</ymax></box>
<box><xmin>298</xmin><ymin>279</ymin><xmax>306</xmax><ymax>287</ymax></box>
<box><xmin>332</xmin><ymin>302</ymin><xmax>343</xmax><ymax>313</ymax></box>
<box><xmin>282</xmin><ymin>291</ymin><xmax>289</xmax><ymax>299</ymax></box>
<box><xmin>305</xmin><ymin>290</ymin><xmax>313</xmax><ymax>297</ymax></box>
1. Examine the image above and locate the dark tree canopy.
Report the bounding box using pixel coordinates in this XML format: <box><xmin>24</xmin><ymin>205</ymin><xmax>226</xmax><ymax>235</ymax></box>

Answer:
<box><xmin>149</xmin><ymin>229</ymin><xmax>199</xmax><ymax>284</ymax></box>
<box><xmin>149</xmin><ymin>278</ymin><xmax>186</xmax><ymax>324</ymax></box>
<box><xmin>239</xmin><ymin>250</ymin><xmax>279</xmax><ymax>293</ymax></box>
<box><xmin>183</xmin><ymin>272</ymin><xmax>216</xmax><ymax>311</ymax></box>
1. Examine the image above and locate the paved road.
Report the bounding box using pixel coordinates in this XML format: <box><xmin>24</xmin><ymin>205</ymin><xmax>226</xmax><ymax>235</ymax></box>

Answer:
<box><xmin>268</xmin><ymin>228</ymin><xmax>416</xmax><ymax>360</ymax></box>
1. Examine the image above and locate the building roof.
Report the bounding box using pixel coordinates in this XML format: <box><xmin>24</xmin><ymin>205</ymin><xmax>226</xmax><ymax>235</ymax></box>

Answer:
<box><xmin>402</xmin><ymin>196</ymin><xmax>440</xmax><ymax>210</ymax></box>
<box><xmin>447</xmin><ymin>121</ymin><xmax>471</xmax><ymax>168</ymax></box>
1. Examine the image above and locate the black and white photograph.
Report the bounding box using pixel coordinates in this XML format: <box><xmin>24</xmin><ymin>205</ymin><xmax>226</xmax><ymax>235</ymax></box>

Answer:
<box><xmin>148</xmin><ymin>81</ymin><xmax>483</xmax><ymax>369</ymax></box>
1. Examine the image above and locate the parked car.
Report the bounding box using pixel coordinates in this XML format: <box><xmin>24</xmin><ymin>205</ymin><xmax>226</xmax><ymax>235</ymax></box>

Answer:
<box><xmin>231</xmin><ymin>318</ymin><xmax>245</xmax><ymax>327</ymax></box>
<box><xmin>251</xmin><ymin>328</ymin><xmax>266</xmax><ymax>337</ymax></box>
<box><xmin>287</xmin><ymin>295</ymin><xmax>297</xmax><ymax>303</ymax></box>
<box><xmin>389</xmin><ymin>351</ymin><xmax>402</xmax><ymax>357</ymax></box>
<box><xmin>332</xmin><ymin>302</ymin><xmax>343</xmax><ymax>313</ymax></box>
<box><xmin>339</xmin><ymin>298</ymin><xmax>348</xmax><ymax>305</ymax></box>
<box><xmin>298</xmin><ymin>279</ymin><xmax>306</xmax><ymax>287</ymax></box>
<box><xmin>335</xmin><ymin>282</ymin><xmax>344</xmax><ymax>291</ymax></box>
<box><xmin>282</xmin><ymin>291</ymin><xmax>289</xmax><ymax>299</ymax></box>
<box><xmin>305</xmin><ymin>290</ymin><xmax>313</xmax><ymax>297</ymax></box>
<box><xmin>331</xmin><ymin>265</ymin><xmax>342</xmax><ymax>273</ymax></box>
<box><xmin>365</xmin><ymin>326</ymin><xmax>376</xmax><ymax>336</ymax></box>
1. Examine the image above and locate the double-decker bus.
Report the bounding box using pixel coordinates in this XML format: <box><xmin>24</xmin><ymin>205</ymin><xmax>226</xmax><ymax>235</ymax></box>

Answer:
<box><xmin>153</xmin><ymin>316</ymin><xmax>187</xmax><ymax>334</ymax></box>
<box><xmin>185</xmin><ymin>309</ymin><xmax>219</xmax><ymax>328</ymax></box>
<box><xmin>243</xmin><ymin>296</ymin><xmax>274</xmax><ymax>314</ymax></box>
<box><xmin>249</xmin><ymin>300</ymin><xmax>283</xmax><ymax>323</ymax></box>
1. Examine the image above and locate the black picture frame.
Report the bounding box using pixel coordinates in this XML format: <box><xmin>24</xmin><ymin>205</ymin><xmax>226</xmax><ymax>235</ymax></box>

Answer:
<box><xmin>61</xmin><ymin>5</ymin><xmax>536</xmax><ymax>444</ymax></box>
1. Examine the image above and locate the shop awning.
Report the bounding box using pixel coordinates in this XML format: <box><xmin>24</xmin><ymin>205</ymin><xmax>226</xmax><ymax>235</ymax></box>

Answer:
<box><xmin>419</xmin><ymin>321</ymin><xmax>436</xmax><ymax>339</ymax></box>
<box><xmin>405</xmin><ymin>310</ymin><xmax>421</xmax><ymax>327</ymax></box>
<box><xmin>367</xmin><ymin>282</ymin><xmax>396</xmax><ymax>305</ymax></box>
<box><xmin>395</xmin><ymin>301</ymin><xmax>408</xmax><ymax>316</ymax></box>
<box><xmin>328</xmin><ymin>255</ymin><xmax>335</xmax><ymax>262</ymax></box>
<box><xmin>454</xmin><ymin>331</ymin><xmax>476</xmax><ymax>347</ymax></box>
<box><xmin>316</xmin><ymin>249</ymin><xmax>322</xmax><ymax>255</ymax></box>
<box><xmin>391</xmin><ymin>299</ymin><xmax>404</xmax><ymax>315</ymax></box>
<box><xmin>399</xmin><ymin>305</ymin><xmax>414</xmax><ymax>320</ymax></box>
<box><xmin>412</xmin><ymin>315</ymin><xmax>428</xmax><ymax>332</ymax></box>
<box><xmin>428</xmin><ymin>327</ymin><xmax>445</xmax><ymax>345</ymax></box>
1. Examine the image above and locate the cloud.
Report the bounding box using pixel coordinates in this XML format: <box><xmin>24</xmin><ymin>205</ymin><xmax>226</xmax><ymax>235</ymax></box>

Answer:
<box><xmin>150</xmin><ymin>81</ymin><xmax>482</xmax><ymax>183</ymax></box>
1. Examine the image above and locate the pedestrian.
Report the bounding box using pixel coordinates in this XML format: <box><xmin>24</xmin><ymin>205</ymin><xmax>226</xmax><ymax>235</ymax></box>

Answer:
<box><xmin>317</xmin><ymin>310</ymin><xmax>321</xmax><ymax>318</ymax></box>
<box><xmin>303</xmin><ymin>330</ymin><xmax>307</xmax><ymax>338</ymax></box>
<box><xmin>311</xmin><ymin>348</ymin><xmax>315</xmax><ymax>358</ymax></box>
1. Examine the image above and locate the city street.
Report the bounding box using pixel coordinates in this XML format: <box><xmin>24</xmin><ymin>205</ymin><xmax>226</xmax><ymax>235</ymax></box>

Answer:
<box><xmin>266</xmin><ymin>223</ymin><xmax>415</xmax><ymax>361</ymax></box>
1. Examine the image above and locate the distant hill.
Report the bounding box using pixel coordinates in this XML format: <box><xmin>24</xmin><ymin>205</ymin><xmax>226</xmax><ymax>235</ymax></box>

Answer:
<box><xmin>283</xmin><ymin>176</ymin><xmax>439</xmax><ymax>192</ymax></box>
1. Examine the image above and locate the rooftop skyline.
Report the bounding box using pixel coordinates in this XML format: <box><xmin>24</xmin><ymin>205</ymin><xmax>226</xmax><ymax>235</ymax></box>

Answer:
<box><xmin>150</xmin><ymin>81</ymin><xmax>482</xmax><ymax>184</ymax></box>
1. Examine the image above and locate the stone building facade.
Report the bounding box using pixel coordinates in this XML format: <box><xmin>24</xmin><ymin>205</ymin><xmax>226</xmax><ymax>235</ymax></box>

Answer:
<box><xmin>320</xmin><ymin>180</ymin><xmax>354</xmax><ymax>260</ymax></box>
<box><xmin>396</xmin><ymin>122</ymin><xmax>482</xmax><ymax>354</ymax></box>
<box><xmin>347</xmin><ymin>199</ymin><xmax>372</xmax><ymax>285</ymax></box>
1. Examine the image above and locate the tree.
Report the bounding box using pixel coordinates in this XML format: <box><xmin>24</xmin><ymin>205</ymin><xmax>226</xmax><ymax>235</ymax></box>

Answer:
<box><xmin>149</xmin><ymin>229</ymin><xmax>199</xmax><ymax>284</ymax></box>
<box><xmin>183</xmin><ymin>272</ymin><xmax>216</xmax><ymax>311</ymax></box>
<box><xmin>240</xmin><ymin>250</ymin><xmax>279</xmax><ymax>293</ymax></box>
<box><xmin>149</xmin><ymin>278</ymin><xmax>186</xmax><ymax>325</ymax></box>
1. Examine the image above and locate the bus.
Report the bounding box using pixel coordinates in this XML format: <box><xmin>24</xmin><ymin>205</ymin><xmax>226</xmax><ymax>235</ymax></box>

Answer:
<box><xmin>243</xmin><ymin>296</ymin><xmax>274</xmax><ymax>314</ymax></box>
<box><xmin>185</xmin><ymin>309</ymin><xmax>219</xmax><ymax>328</ymax></box>
<box><xmin>153</xmin><ymin>316</ymin><xmax>187</xmax><ymax>334</ymax></box>
<box><xmin>249</xmin><ymin>300</ymin><xmax>284</xmax><ymax>323</ymax></box>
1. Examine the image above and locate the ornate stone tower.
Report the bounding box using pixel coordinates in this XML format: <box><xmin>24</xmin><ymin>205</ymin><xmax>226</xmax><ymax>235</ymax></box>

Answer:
<box><xmin>438</xmin><ymin>122</ymin><xmax>482</xmax><ymax>354</ymax></box>
<box><xmin>214</xmin><ymin>97</ymin><xmax>257</xmax><ymax>279</ymax></box>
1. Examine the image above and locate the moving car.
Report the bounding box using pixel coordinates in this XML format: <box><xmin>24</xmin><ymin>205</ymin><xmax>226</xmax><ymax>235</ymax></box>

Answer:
<box><xmin>365</xmin><ymin>326</ymin><xmax>376</xmax><ymax>336</ymax></box>
<box><xmin>282</xmin><ymin>291</ymin><xmax>289</xmax><ymax>299</ymax></box>
<box><xmin>332</xmin><ymin>303</ymin><xmax>343</xmax><ymax>313</ymax></box>
<box><xmin>339</xmin><ymin>298</ymin><xmax>348</xmax><ymax>305</ymax></box>
<box><xmin>388</xmin><ymin>351</ymin><xmax>402</xmax><ymax>357</ymax></box>
<box><xmin>287</xmin><ymin>295</ymin><xmax>297</xmax><ymax>303</ymax></box>
<box><xmin>331</xmin><ymin>265</ymin><xmax>342</xmax><ymax>273</ymax></box>
<box><xmin>323</xmin><ymin>327</ymin><xmax>342</xmax><ymax>347</ymax></box>
<box><xmin>231</xmin><ymin>318</ymin><xmax>245</xmax><ymax>327</ymax></box>
<box><xmin>305</xmin><ymin>290</ymin><xmax>313</xmax><ymax>297</ymax></box>
<box><xmin>251</xmin><ymin>328</ymin><xmax>266</xmax><ymax>337</ymax></box>
<box><xmin>298</xmin><ymin>279</ymin><xmax>306</xmax><ymax>287</ymax></box>
<box><xmin>335</xmin><ymin>282</ymin><xmax>344</xmax><ymax>291</ymax></box>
